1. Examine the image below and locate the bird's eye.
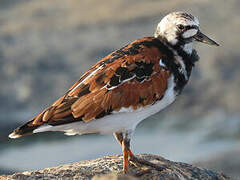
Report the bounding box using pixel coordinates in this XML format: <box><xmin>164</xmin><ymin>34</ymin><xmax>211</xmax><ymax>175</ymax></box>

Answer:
<box><xmin>177</xmin><ymin>24</ymin><xmax>185</xmax><ymax>31</ymax></box>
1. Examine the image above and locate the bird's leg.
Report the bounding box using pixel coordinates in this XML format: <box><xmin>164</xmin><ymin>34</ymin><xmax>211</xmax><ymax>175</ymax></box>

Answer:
<box><xmin>113</xmin><ymin>132</ymin><xmax>123</xmax><ymax>145</ymax></box>
<box><xmin>120</xmin><ymin>135</ymin><xmax>167</xmax><ymax>172</ymax></box>
<box><xmin>114</xmin><ymin>132</ymin><xmax>134</xmax><ymax>173</ymax></box>
<box><xmin>113</xmin><ymin>132</ymin><xmax>166</xmax><ymax>173</ymax></box>
<box><xmin>122</xmin><ymin>137</ymin><xmax>130</xmax><ymax>172</ymax></box>
<box><xmin>114</xmin><ymin>132</ymin><xmax>135</xmax><ymax>159</ymax></box>
<box><xmin>113</xmin><ymin>132</ymin><xmax>129</xmax><ymax>171</ymax></box>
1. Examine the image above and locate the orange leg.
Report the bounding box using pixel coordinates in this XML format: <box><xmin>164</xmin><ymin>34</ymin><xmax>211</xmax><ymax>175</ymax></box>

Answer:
<box><xmin>114</xmin><ymin>132</ymin><xmax>133</xmax><ymax>172</ymax></box>
<box><xmin>114</xmin><ymin>132</ymin><xmax>134</xmax><ymax>157</ymax></box>
<box><xmin>113</xmin><ymin>132</ymin><xmax>167</xmax><ymax>172</ymax></box>
<box><xmin>128</xmin><ymin>149</ymin><xmax>134</xmax><ymax>158</ymax></box>
<box><xmin>122</xmin><ymin>140</ymin><xmax>129</xmax><ymax>172</ymax></box>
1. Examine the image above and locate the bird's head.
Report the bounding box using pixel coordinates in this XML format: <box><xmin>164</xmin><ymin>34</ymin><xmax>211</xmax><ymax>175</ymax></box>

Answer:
<box><xmin>154</xmin><ymin>12</ymin><xmax>219</xmax><ymax>53</ymax></box>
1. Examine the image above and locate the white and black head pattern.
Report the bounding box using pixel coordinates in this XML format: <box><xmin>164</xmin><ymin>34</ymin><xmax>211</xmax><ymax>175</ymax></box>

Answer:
<box><xmin>155</xmin><ymin>11</ymin><xmax>200</xmax><ymax>53</ymax></box>
<box><xmin>154</xmin><ymin>11</ymin><xmax>218</xmax><ymax>94</ymax></box>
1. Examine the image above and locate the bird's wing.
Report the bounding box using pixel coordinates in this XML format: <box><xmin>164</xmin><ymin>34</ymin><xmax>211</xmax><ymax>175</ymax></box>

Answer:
<box><xmin>15</xmin><ymin>37</ymin><xmax>172</xmax><ymax>132</ymax></box>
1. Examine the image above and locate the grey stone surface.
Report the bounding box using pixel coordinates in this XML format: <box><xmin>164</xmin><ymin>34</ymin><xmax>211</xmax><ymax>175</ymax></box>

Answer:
<box><xmin>0</xmin><ymin>154</ymin><xmax>232</xmax><ymax>180</ymax></box>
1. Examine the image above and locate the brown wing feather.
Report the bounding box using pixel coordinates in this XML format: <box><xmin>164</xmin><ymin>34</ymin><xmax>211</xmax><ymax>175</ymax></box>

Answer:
<box><xmin>25</xmin><ymin>37</ymin><xmax>171</xmax><ymax>128</ymax></box>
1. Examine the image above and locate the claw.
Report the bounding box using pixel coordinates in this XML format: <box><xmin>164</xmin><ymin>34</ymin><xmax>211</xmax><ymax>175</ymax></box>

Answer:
<box><xmin>129</xmin><ymin>155</ymin><xmax>167</xmax><ymax>172</ymax></box>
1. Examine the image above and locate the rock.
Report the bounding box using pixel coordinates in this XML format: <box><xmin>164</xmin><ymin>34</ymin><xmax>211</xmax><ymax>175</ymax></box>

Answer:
<box><xmin>0</xmin><ymin>154</ymin><xmax>232</xmax><ymax>180</ymax></box>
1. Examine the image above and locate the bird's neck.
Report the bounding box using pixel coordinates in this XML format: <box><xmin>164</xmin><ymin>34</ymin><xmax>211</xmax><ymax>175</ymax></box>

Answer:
<box><xmin>174</xmin><ymin>42</ymin><xmax>199</xmax><ymax>70</ymax></box>
<box><xmin>157</xmin><ymin>36</ymin><xmax>199</xmax><ymax>94</ymax></box>
<box><xmin>172</xmin><ymin>42</ymin><xmax>199</xmax><ymax>94</ymax></box>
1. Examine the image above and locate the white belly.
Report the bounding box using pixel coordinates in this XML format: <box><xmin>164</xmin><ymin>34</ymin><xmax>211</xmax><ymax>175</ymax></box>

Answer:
<box><xmin>34</xmin><ymin>75</ymin><xmax>176</xmax><ymax>135</ymax></box>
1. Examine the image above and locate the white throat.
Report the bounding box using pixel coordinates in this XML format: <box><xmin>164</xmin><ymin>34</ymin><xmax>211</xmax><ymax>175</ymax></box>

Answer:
<box><xmin>182</xmin><ymin>43</ymin><xmax>193</xmax><ymax>54</ymax></box>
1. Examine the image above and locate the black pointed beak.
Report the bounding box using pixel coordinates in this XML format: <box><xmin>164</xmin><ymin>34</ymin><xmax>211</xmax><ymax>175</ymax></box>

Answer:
<box><xmin>194</xmin><ymin>31</ymin><xmax>219</xmax><ymax>46</ymax></box>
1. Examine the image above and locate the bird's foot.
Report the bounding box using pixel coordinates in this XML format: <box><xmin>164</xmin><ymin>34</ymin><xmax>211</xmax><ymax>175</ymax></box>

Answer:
<box><xmin>129</xmin><ymin>155</ymin><xmax>167</xmax><ymax>173</ymax></box>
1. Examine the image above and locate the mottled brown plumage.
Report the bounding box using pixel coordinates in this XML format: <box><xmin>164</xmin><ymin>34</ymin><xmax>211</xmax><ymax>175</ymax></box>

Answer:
<box><xmin>26</xmin><ymin>37</ymin><xmax>170</xmax><ymax>127</ymax></box>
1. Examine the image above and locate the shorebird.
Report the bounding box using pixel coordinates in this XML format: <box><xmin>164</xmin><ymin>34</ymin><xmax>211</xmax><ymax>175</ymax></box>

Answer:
<box><xmin>9</xmin><ymin>12</ymin><xmax>219</xmax><ymax>172</ymax></box>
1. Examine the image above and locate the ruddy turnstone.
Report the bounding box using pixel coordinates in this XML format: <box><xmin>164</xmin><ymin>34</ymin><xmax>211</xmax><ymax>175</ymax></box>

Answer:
<box><xmin>9</xmin><ymin>12</ymin><xmax>219</xmax><ymax>172</ymax></box>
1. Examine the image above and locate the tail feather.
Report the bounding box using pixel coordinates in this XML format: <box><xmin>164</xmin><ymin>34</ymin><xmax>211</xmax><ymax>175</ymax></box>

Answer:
<box><xmin>8</xmin><ymin>121</ymin><xmax>39</xmax><ymax>139</ymax></box>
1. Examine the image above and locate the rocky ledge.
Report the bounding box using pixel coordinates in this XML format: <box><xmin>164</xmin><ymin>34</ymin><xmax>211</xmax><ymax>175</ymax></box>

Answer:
<box><xmin>0</xmin><ymin>154</ymin><xmax>232</xmax><ymax>180</ymax></box>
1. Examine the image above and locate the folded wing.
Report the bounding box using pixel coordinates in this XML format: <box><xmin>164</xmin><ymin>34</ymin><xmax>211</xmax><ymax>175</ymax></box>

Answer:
<box><xmin>9</xmin><ymin>37</ymin><xmax>171</xmax><ymax>138</ymax></box>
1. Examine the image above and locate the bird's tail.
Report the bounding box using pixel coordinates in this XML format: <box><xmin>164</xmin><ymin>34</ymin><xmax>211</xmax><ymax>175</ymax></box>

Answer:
<box><xmin>8</xmin><ymin>120</ymin><xmax>39</xmax><ymax>139</ymax></box>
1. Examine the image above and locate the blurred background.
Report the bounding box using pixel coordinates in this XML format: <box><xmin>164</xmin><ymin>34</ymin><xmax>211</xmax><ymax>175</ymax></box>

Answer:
<box><xmin>0</xmin><ymin>0</ymin><xmax>240</xmax><ymax>179</ymax></box>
